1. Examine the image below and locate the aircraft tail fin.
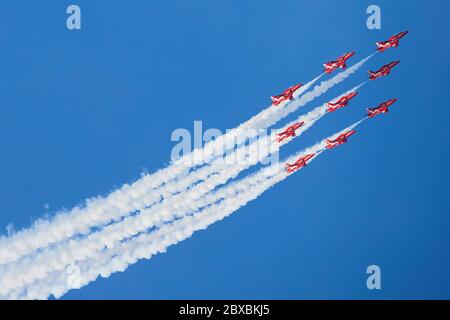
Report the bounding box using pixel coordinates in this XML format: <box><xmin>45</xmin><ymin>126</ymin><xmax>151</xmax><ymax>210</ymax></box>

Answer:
<box><xmin>368</xmin><ymin>70</ymin><xmax>376</xmax><ymax>79</ymax></box>
<box><xmin>375</xmin><ymin>42</ymin><xmax>385</xmax><ymax>52</ymax></box>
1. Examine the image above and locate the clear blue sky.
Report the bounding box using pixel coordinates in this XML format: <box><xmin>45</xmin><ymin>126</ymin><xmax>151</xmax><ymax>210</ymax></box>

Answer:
<box><xmin>0</xmin><ymin>1</ymin><xmax>449</xmax><ymax>299</ymax></box>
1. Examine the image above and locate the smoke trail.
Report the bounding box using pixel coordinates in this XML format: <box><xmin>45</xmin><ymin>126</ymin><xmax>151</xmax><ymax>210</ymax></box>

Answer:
<box><xmin>0</xmin><ymin>136</ymin><xmax>279</xmax><ymax>293</ymax></box>
<box><xmin>0</xmin><ymin>54</ymin><xmax>374</xmax><ymax>266</ymax></box>
<box><xmin>6</xmin><ymin>145</ymin><xmax>322</xmax><ymax>299</ymax></box>
<box><xmin>0</xmin><ymin>77</ymin><xmax>374</xmax><ymax>294</ymax></box>
<box><xmin>2</xmin><ymin>120</ymin><xmax>366</xmax><ymax>299</ymax></box>
<box><xmin>0</xmin><ymin>74</ymin><xmax>319</xmax><ymax>266</ymax></box>
<box><xmin>0</xmin><ymin>80</ymin><xmax>373</xmax><ymax>293</ymax></box>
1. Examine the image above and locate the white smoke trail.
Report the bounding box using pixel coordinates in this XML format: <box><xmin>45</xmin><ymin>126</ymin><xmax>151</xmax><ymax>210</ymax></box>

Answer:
<box><xmin>0</xmin><ymin>54</ymin><xmax>374</xmax><ymax>267</ymax></box>
<box><xmin>7</xmin><ymin>146</ymin><xmax>322</xmax><ymax>299</ymax></box>
<box><xmin>0</xmin><ymin>74</ymin><xmax>319</xmax><ymax>266</ymax></box>
<box><xmin>3</xmin><ymin>120</ymin><xmax>366</xmax><ymax>299</ymax></box>
<box><xmin>0</xmin><ymin>139</ymin><xmax>275</xmax><ymax>295</ymax></box>
<box><xmin>6</xmin><ymin>166</ymin><xmax>280</xmax><ymax>299</ymax></box>
<box><xmin>0</xmin><ymin>80</ymin><xmax>372</xmax><ymax>293</ymax></box>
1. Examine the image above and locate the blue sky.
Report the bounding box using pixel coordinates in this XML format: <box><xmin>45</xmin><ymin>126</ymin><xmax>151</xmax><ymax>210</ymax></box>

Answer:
<box><xmin>0</xmin><ymin>0</ymin><xmax>449</xmax><ymax>299</ymax></box>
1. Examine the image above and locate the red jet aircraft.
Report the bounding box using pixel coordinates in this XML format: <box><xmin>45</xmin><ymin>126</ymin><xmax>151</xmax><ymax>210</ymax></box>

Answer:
<box><xmin>323</xmin><ymin>52</ymin><xmax>355</xmax><ymax>74</ymax></box>
<box><xmin>276</xmin><ymin>121</ymin><xmax>305</xmax><ymax>143</ymax></box>
<box><xmin>271</xmin><ymin>83</ymin><xmax>302</xmax><ymax>106</ymax></box>
<box><xmin>285</xmin><ymin>154</ymin><xmax>315</xmax><ymax>173</ymax></box>
<box><xmin>367</xmin><ymin>98</ymin><xmax>397</xmax><ymax>118</ymax></box>
<box><xmin>376</xmin><ymin>31</ymin><xmax>408</xmax><ymax>52</ymax></box>
<box><xmin>326</xmin><ymin>92</ymin><xmax>358</xmax><ymax>112</ymax></box>
<box><xmin>325</xmin><ymin>130</ymin><xmax>356</xmax><ymax>149</ymax></box>
<box><xmin>368</xmin><ymin>61</ymin><xmax>400</xmax><ymax>80</ymax></box>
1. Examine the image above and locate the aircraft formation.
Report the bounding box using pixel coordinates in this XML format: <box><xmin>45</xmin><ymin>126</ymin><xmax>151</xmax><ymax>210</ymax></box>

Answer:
<box><xmin>0</xmin><ymin>30</ymin><xmax>411</xmax><ymax>299</ymax></box>
<box><xmin>278</xmin><ymin>31</ymin><xmax>407</xmax><ymax>173</ymax></box>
